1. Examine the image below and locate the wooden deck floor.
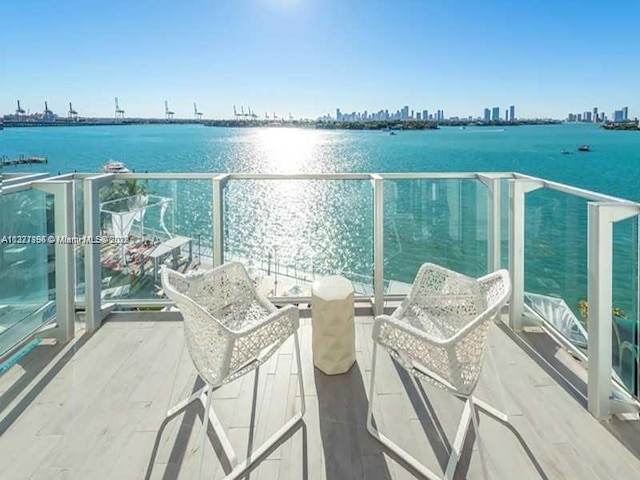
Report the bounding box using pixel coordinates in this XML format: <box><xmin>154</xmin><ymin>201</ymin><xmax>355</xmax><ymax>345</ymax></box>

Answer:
<box><xmin>1</xmin><ymin>311</ymin><xmax>640</xmax><ymax>479</ymax></box>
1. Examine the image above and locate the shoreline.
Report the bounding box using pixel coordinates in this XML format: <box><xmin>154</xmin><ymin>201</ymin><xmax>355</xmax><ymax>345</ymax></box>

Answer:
<box><xmin>0</xmin><ymin>118</ymin><xmax>564</xmax><ymax>130</ymax></box>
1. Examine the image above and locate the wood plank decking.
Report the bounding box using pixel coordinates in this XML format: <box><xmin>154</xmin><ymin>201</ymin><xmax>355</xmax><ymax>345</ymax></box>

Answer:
<box><xmin>1</xmin><ymin>311</ymin><xmax>639</xmax><ymax>479</ymax></box>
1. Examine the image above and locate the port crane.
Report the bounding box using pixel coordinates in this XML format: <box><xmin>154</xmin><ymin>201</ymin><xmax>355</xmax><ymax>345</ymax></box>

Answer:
<box><xmin>194</xmin><ymin>103</ymin><xmax>203</xmax><ymax>120</ymax></box>
<box><xmin>15</xmin><ymin>100</ymin><xmax>26</xmax><ymax>116</ymax></box>
<box><xmin>115</xmin><ymin>97</ymin><xmax>125</xmax><ymax>119</ymax></box>
<box><xmin>165</xmin><ymin>101</ymin><xmax>174</xmax><ymax>120</ymax></box>
<box><xmin>68</xmin><ymin>102</ymin><xmax>78</xmax><ymax>120</ymax></box>
<box><xmin>44</xmin><ymin>101</ymin><xmax>53</xmax><ymax>115</ymax></box>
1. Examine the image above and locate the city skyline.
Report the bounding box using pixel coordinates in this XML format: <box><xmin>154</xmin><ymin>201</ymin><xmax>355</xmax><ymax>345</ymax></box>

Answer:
<box><xmin>1</xmin><ymin>1</ymin><xmax>638</xmax><ymax>119</ymax></box>
<box><xmin>3</xmin><ymin>99</ymin><xmax>636</xmax><ymax>123</ymax></box>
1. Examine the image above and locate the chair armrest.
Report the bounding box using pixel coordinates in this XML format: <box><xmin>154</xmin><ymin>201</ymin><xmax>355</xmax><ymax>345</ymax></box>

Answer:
<box><xmin>227</xmin><ymin>305</ymin><xmax>300</xmax><ymax>375</ymax></box>
<box><xmin>234</xmin><ymin>304</ymin><xmax>300</xmax><ymax>336</ymax></box>
<box><xmin>373</xmin><ymin>314</ymin><xmax>451</xmax><ymax>347</ymax></box>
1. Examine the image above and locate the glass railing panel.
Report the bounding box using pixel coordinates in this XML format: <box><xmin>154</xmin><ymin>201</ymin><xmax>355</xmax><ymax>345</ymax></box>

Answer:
<box><xmin>0</xmin><ymin>188</ymin><xmax>56</xmax><ymax>356</ymax></box>
<box><xmin>500</xmin><ymin>178</ymin><xmax>510</xmax><ymax>270</ymax></box>
<box><xmin>223</xmin><ymin>179</ymin><xmax>373</xmax><ymax>297</ymax></box>
<box><xmin>96</xmin><ymin>178</ymin><xmax>212</xmax><ymax>302</ymax></box>
<box><xmin>612</xmin><ymin>217</ymin><xmax>639</xmax><ymax>396</ymax></box>
<box><xmin>75</xmin><ymin>179</ymin><xmax>85</xmax><ymax>303</ymax></box>
<box><xmin>383</xmin><ymin>179</ymin><xmax>489</xmax><ymax>292</ymax></box>
<box><xmin>523</xmin><ymin>189</ymin><xmax>588</xmax><ymax>351</ymax></box>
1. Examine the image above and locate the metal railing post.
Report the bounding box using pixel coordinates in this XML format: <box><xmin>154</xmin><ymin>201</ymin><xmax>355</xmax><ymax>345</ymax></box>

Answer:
<box><xmin>33</xmin><ymin>180</ymin><xmax>75</xmax><ymax>342</ymax></box>
<box><xmin>212</xmin><ymin>175</ymin><xmax>229</xmax><ymax>267</ymax></box>
<box><xmin>83</xmin><ymin>174</ymin><xmax>113</xmax><ymax>332</ymax></box>
<box><xmin>508</xmin><ymin>179</ymin><xmax>543</xmax><ymax>330</ymax></box>
<box><xmin>372</xmin><ymin>174</ymin><xmax>384</xmax><ymax>316</ymax></box>
<box><xmin>587</xmin><ymin>202</ymin><xmax>638</xmax><ymax>419</ymax></box>
<box><xmin>478</xmin><ymin>175</ymin><xmax>501</xmax><ymax>273</ymax></box>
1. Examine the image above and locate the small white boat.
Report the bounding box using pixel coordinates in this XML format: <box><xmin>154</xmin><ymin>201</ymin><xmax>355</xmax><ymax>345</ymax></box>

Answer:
<box><xmin>101</xmin><ymin>160</ymin><xmax>130</xmax><ymax>173</ymax></box>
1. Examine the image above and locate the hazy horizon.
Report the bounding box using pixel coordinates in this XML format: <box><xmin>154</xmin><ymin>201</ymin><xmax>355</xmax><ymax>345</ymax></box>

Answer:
<box><xmin>1</xmin><ymin>1</ymin><xmax>638</xmax><ymax>120</ymax></box>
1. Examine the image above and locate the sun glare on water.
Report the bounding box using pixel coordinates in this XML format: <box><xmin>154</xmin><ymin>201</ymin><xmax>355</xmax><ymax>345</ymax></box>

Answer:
<box><xmin>256</xmin><ymin>128</ymin><xmax>318</xmax><ymax>173</ymax></box>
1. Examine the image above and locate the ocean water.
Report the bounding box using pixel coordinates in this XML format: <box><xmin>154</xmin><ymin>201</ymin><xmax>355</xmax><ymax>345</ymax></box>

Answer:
<box><xmin>3</xmin><ymin>123</ymin><xmax>640</xmax><ymax>196</ymax></box>
<box><xmin>2</xmin><ymin>123</ymin><xmax>640</xmax><ymax>314</ymax></box>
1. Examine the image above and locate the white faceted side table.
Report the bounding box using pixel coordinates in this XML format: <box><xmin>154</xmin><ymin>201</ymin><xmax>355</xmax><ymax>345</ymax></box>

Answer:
<box><xmin>311</xmin><ymin>275</ymin><xmax>356</xmax><ymax>375</ymax></box>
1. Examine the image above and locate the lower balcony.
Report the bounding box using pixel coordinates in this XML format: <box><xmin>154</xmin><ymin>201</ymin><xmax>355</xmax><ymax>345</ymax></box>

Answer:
<box><xmin>1</xmin><ymin>307</ymin><xmax>639</xmax><ymax>479</ymax></box>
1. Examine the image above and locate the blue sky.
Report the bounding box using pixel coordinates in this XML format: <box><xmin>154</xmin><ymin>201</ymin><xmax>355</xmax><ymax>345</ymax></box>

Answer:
<box><xmin>1</xmin><ymin>0</ymin><xmax>638</xmax><ymax>119</ymax></box>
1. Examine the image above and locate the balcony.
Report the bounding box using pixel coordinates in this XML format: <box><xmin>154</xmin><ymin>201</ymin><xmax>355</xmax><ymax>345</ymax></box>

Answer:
<box><xmin>1</xmin><ymin>171</ymin><xmax>640</xmax><ymax>478</ymax></box>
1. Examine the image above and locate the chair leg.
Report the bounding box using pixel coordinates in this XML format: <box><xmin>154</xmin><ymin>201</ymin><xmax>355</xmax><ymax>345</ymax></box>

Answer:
<box><xmin>367</xmin><ymin>345</ymin><xmax>507</xmax><ymax>480</ymax></box>
<box><xmin>198</xmin><ymin>384</ymin><xmax>214</xmax><ymax>480</ymax></box>
<box><xmin>199</xmin><ymin>388</ymin><xmax>238</xmax><ymax>469</ymax></box>
<box><xmin>294</xmin><ymin>329</ymin><xmax>307</xmax><ymax>416</ymax></box>
<box><xmin>166</xmin><ymin>385</ymin><xmax>208</xmax><ymax>418</ymax></box>
<box><xmin>221</xmin><ymin>330</ymin><xmax>306</xmax><ymax>479</ymax></box>
<box><xmin>367</xmin><ymin>342</ymin><xmax>442</xmax><ymax>480</ymax></box>
<box><xmin>469</xmin><ymin>399</ymin><xmax>490</xmax><ymax>480</ymax></box>
<box><xmin>169</xmin><ymin>331</ymin><xmax>306</xmax><ymax>479</ymax></box>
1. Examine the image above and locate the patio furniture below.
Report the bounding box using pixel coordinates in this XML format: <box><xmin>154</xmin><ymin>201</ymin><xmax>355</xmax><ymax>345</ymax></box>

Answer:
<box><xmin>148</xmin><ymin>235</ymin><xmax>192</xmax><ymax>282</ymax></box>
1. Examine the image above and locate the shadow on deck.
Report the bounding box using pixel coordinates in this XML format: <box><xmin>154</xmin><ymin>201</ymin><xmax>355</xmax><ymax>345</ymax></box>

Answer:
<box><xmin>1</xmin><ymin>311</ymin><xmax>640</xmax><ymax>479</ymax></box>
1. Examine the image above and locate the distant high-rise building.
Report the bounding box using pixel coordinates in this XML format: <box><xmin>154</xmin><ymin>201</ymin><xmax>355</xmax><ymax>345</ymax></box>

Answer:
<box><xmin>577</xmin><ymin>113</ymin><xmax>583</xmax><ymax>122</ymax></box>
<box><xmin>623</xmin><ymin>106</ymin><xmax>629</xmax><ymax>121</ymax></box>
<box><xmin>585</xmin><ymin>112</ymin><xmax>592</xmax><ymax>122</ymax></box>
<box><xmin>593</xmin><ymin>107</ymin><xmax>599</xmax><ymax>123</ymax></box>
<box><xmin>614</xmin><ymin>110</ymin><xmax>624</xmax><ymax>122</ymax></box>
<box><xmin>423</xmin><ymin>110</ymin><xmax>428</xmax><ymax>121</ymax></box>
<box><xmin>484</xmin><ymin>108</ymin><xmax>491</xmax><ymax>122</ymax></box>
<box><xmin>416</xmin><ymin>112</ymin><xmax>421</xmax><ymax>120</ymax></box>
<box><xmin>505</xmin><ymin>109</ymin><xmax>509</xmax><ymax>122</ymax></box>
<box><xmin>492</xmin><ymin>107</ymin><xmax>499</xmax><ymax>121</ymax></box>
<box><xmin>402</xmin><ymin>106</ymin><xmax>409</xmax><ymax>120</ymax></box>
<box><xmin>509</xmin><ymin>105</ymin><xmax>516</xmax><ymax>122</ymax></box>
<box><xmin>336</xmin><ymin>108</ymin><xmax>342</xmax><ymax>121</ymax></box>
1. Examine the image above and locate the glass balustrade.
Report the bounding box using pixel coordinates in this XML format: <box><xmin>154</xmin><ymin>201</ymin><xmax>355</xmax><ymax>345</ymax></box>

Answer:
<box><xmin>93</xmin><ymin>178</ymin><xmax>213</xmax><ymax>303</ymax></box>
<box><xmin>2</xmin><ymin>171</ymin><xmax>636</xmax><ymax>402</ymax></box>
<box><xmin>383</xmin><ymin>178</ymin><xmax>490</xmax><ymax>293</ymax></box>
<box><xmin>0</xmin><ymin>188</ymin><xmax>56</xmax><ymax>357</ymax></box>
<box><xmin>612</xmin><ymin>217</ymin><xmax>639</xmax><ymax>395</ymax></box>
<box><xmin>223</xmin><ymin>178</ymin><xmax>374</xmax><ymax>297</ymax></box>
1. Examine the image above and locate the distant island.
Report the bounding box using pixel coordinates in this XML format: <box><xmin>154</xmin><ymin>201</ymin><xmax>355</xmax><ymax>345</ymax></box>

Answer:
<box><xmin>602</xmin><ymin>121</ymin><xmax>640</xmax><ymax>131</ymax></box>
<box><xmin>0</xmin><ymin>117</ymin><xmax>564</xmax><ymax>130</ymax></box>
<box><xmin>203</xmin><ymin>119</ymin><xmax>562</xmax><ymax>130</ymax></box>
<box><xmin>0</xmin><ymin>118</ymin><xmax>203</xmax><ymax>128</ymax></box>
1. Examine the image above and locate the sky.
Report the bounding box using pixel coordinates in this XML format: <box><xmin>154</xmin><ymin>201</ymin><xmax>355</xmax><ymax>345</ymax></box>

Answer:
<box><xmin>1</xmin><ymin>0</ymin><xmax>638</xmax><ymax>120</ymax></box>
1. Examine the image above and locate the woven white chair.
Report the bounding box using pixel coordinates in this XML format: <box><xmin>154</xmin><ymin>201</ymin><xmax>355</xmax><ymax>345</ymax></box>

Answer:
<box><xmin>162</xmin><ymin>261</ymin><xmax>305</xmax><ymax>479</ymax></box>
<box><xmin>367</xmin><ymin>263</ymin><xmax>511</xmax><ymax>479</ymax></box>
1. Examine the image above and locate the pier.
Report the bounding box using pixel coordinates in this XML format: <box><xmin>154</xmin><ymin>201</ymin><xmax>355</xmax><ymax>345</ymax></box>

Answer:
<box><xmin>0</xmin><ymin>154</ymin><xmax>47</xmax><ymax>167</ymax></box>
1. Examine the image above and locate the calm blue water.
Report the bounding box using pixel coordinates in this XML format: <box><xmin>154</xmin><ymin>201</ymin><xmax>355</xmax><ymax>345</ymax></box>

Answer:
<box><xmin>2</xmin><ymin>123</ymin><xmax>640</xmax><ymax>314</ymax></box>
<box><xmin>3</xmin><ymin>123</ymin><xmax>640</xmax><ymax>198</ymax></box>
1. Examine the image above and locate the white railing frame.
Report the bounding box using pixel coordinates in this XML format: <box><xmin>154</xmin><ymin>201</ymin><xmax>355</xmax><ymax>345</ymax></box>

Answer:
<box><xmin>32</xmin><ymin>180</ymin><xmax>75</xmax><ymax>342</ymax></box>
<box><xmin>587</xmin><ymin>202</ymin><xmax>640</xmax><ymax>419</ymax></box>
<box><xmin>371</xmin><ymin>174</ymin><xmax>384</xmax><ymax>315</ymax></box>
<box><xmin>83</xmin><ymin>173</ymin><xmax>115</xmax><ymax>332</ymax></box>
<box><xmin>508</xmin><ymin>178</ymin><xmax>544</xmax><ymax>331</ymax></box>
